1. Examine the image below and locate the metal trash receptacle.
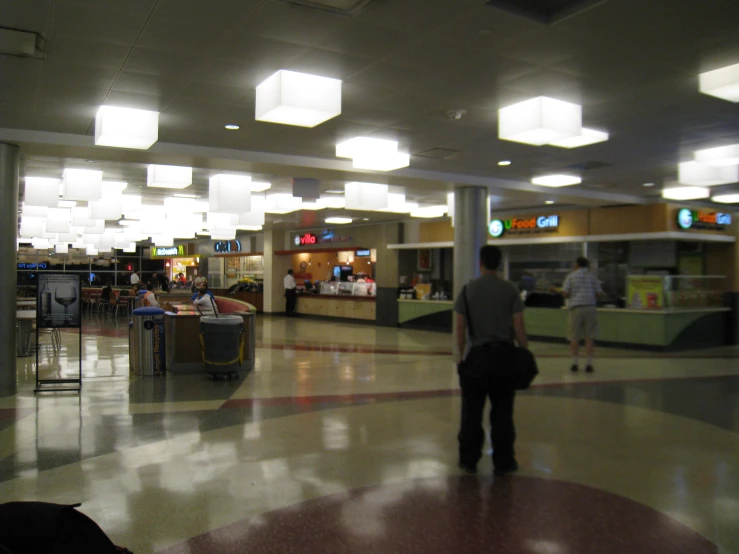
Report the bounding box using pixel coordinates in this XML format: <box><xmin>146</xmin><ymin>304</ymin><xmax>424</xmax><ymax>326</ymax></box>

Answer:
<box><xmin>128</xmin><ymin>319</ymin><xmax>135</xmax><ymax>373</ymax></box>
<box><xmin>229</xmin><ymin>312</ymin><xmax>255</xmax><ymax>373</ymax></box>
<box><xmin>200</xmin><ymin>315</ymin><xmax>243</xmax><ymax>379</ymax></box>
<box><xmin>131</xmin><ymin>307</ymin><xmax>166</xmax><ymax>375</ymax></box>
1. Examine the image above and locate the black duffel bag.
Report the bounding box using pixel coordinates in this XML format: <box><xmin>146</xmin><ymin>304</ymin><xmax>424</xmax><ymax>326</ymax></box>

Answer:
<box><xmin>459</xmin><ymin>287</ymin><xmax>539</xmax><ymax>390</ymax></box>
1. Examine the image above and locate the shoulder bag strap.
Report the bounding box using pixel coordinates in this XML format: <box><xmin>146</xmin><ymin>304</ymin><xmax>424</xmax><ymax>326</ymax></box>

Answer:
<box><xmin>461</xmin><ymin>285</ymin><xmax>476</xmax><ymax>339</ymax></box>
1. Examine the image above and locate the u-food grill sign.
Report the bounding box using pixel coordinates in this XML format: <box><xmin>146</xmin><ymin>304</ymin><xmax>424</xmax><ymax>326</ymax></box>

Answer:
<box><xmin>489</xmin><ymin>215</ymin><xmax>560</xmax><ymax>238</ymax></box>
<box><xmin>677</xmin><ymin>209</ymin><xmax>731</xmax><ymax>231</ymax></box>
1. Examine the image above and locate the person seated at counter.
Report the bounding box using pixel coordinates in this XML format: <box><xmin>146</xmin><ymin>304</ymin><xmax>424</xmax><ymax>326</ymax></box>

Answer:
<box><xmin>138</xmin><ymin>283</ymin><xmax>160</xmax><ymax>308</ymax></box>
<box><xmin>192</xmin><ymin>286</ymin><xmax>218</xmax><ymax>315</ymax></box>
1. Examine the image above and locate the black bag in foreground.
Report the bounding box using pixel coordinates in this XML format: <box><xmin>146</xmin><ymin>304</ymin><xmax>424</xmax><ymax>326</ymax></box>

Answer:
<box><xmin>459</xmin><ymin>286</ymin><xmax>539</xmax><ymax>390</ymax></box>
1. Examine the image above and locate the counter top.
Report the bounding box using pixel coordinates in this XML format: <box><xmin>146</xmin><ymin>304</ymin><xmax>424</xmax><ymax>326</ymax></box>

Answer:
<box><xmin>298</xmin><ymin>294</ymin><xmax>376</xmax><ymax>302</ymax></box>
<box><xmin>535</xmin><ymin>307</ymin><xmax>732</xmax><ymax>315</ymax></box>
<box><xmin>397</xmin><ymin>299</ymin><xmax>453</xmax><ymax>305</ymax></box>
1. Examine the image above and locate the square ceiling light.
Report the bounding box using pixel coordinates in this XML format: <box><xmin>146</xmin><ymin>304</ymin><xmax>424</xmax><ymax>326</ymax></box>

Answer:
<box><xmin>410</xmin><ymin>205</ymin><xmax>449</xmax><ymax>218</ymax></box>
<box><xmin>336</xmin><ymin>137</ymin><xmax>410</xmax><ymax>171</ymax></box>
<box><xmin>662</xmin><ymin>186</ymin><xmax>710</xmax><ymax>201</ymax></box>
<box><xmin>209</xmin><ymin>174</ymin><xmax>252</xmax><ymax>214</ymax></box>
<box><xmin>694</xmin><ymin>145</ymin><xmax>739</xmax><ymax>166</ymax></box>
<box><xmin>95</xmin><ymin>106</ymin><xmax>159</xmax><ymax>149</ymax></box>
<box><xmin>499</xmin><ymin>97</ymin><xmax>582</xmax><ymax>146</ymax></box>
<box><xmin>20</xmin><ymin>217</ymin><xmax>44</xmax><ymax>238</ymax></box>
<box><xmin>251</xmin><ymin>181</ymin><xmax>271</xmax><ymax>192</ymax></box>
<box><xmin>147</xmin><ymin>165</ymin><xmax>193</xmax><ymax>189</ymax></box>
<box><xmin>699</xmin><ymin>63</ymin><xmax>739</xmax><ymax>103</ymax></box>
<box><xmin>25</xmin><ymin>177</ymin><xmax>62</xmax><ymax>207</ymax></box>
<box><xmin>317</xmin><ymin>196</ymin><xmax>346</xmax><ymax>209</ymax></box>
<box><xmin>678</xmin><ymin>162</ymin><xmax>738</xmax><ymax>186</ymax></box>
<box><xmin>46</xmin><ymin>208</ymin><xmax>72</xmax><ymax>234</ymax></box>
<box><xmin>345</xmin><ymin>182</ymin><xmax>389</xmax><ymax>210</ymax></box>
<box><xmin>55</xmin><ymin>244</ymin><xmax>69</xmax><ymax>254</ymax></box>
<box><xmin>549</xmin><ymin>128</ymin><xmax>609</xmax><ymax>149</ymax></box>
<box><xmin>265</xmin><ymin>193</ymin><xmax>302</xmax><ymax>214</ymax></box>
<box><xmin>325</xmin><ymin>217</ymin><xmax>353</xmax><ymax>225</ymax></box>
<box><xmin>89</xmin><ymin>199</ymin><xmax>123</xmax><ymax>221</ymax></box>
<box><xmin>63</xmin><ymin>168</ymin><xmax>103</xmax><ymax>201</ymax></box>
<box><xmin>22</xmin><ymin>205</ymin><xmax>48</xmax><ymax>218</ymax></box>
<box><xmin>255</xmin><ymin>70</ymin><xmax>341</xmax><ymax>128</ymax></box>
<box><xmin>531</xmin><ymin>174</ymin><xmax>582</xmax><ymax>187</ymax></box>
<box><xmin>239</xmin><ymin>210</ymin><xmax>266</xmax><ymax>227</ymax></box>
<box><xmin>712</xmin><ymin>193</ymin><xmax>739</xmax><ymax>203</ymax></box>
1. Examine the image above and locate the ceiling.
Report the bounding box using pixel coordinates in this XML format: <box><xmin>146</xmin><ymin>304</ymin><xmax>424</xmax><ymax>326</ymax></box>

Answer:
<box><xmin>2</xmin><ymin>0</ymin><xmax>739</xmax><ymax>226</ymax></box>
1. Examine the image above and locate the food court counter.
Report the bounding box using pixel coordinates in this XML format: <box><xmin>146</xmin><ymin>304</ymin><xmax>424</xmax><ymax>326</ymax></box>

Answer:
<box><xmin>398</xmin><ymin>299</ymin><xmax>454</xmax><ymax>332</ymax></box>
<box><xmin>296</xmin><ymin>293</ymin><xmax>376</xmax><ymax>321</ymax></box>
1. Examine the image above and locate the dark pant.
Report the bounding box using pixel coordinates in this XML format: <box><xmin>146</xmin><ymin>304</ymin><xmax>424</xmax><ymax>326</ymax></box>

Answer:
<box><xmin>458</xmin><ymin>370</ymin><xmax>516</xmax><ymax>469</ymax></box>
<box><xmin>285</xmin><ymin>289</ymin><xmax>297</xmax><ymax>316</ymax></box>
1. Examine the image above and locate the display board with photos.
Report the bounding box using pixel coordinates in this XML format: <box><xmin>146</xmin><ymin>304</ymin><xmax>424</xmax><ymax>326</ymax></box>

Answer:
<box><xmin>37</xmin><ymin>273</ymin><xmax>82</xmax><ymax>329</ymax></box>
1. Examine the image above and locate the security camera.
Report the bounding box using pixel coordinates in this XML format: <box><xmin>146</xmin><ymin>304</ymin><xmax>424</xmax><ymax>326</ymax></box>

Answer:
<box><xmin>447</xmin><ymin>110</ymin><xmax>467</xmax><ymax>121</ymax></box>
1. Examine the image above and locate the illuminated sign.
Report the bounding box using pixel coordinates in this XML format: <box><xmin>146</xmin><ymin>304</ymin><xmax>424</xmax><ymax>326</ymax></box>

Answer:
<box><xmin>151</xmin><ymin>245</ymin><xmax>185</xmax><ymax>258</ymax></box>
<box><xmin>489</xmin><ymin>215</ymin><xmax>560</xmax><ymax>238</ymax></box>
<box><xmin>293</xmin><ymin>229</ymin><xmax>352</xmax><ymax>247</ymax></box>
<box><xmin>677</xmin><ymin>208</ymin><xmax>731</xmax><ymax>231</ymax></box>
<box><xmin>356</xmin><ymin>249</ymin><xmax>371</xmax><ymax>257</ymax></box>
<box><xmin>17</xmin><ymin>263</ymin><xmax>48</xmax><ymax>270</ymax></box>
<box><xmin>214</xmin><ymin>240</ymin><xmax>242</xmax><ymax>253</ymax></box>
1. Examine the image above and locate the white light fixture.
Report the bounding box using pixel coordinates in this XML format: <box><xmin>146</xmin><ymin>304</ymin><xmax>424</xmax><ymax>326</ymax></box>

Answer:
<box><xmin>63</xmin><ymin>168</ymin><xmax>103</xmax><ymax>201</ymax></box>
<box><xmin>265</xmin><ymin>193</ymin><xmax>302</xmax><ymax>214</ymax></box>
<box><xmin>86</xmin><ymin>246</ymin><xmax>99</xmax><ymax>256</ymax></box>
<box><xmin>147</xmin><ymin>164</ymin><xmax>193</xmax><ymax>189</ymax></box>
<box><xmin>317</xmin><ymin>196</ymin><xmax>346</xmax><ymax>209</ymax></box>
<box><xmin>55</xmin><ymin>244</ymin><xmax>69</xmax><ymax>254</ymax></box>
<box><xmin>209</xmin><ymin>174</ymin><xmax>252</xmax><ymax>214</ymax></box>
<box><xmin>549</xmin><ymin>128</ymin><xmax>609</xmax><ymax>149</ymax></box>
<box><xmin>238</xmin><ymin>225</ymin><xmax>263</xmax><ymax>231</ymax></box>
<box><xmin>345</xmin><ymin>182</ymin><xmax>389</xmax><ymax>210</ymax></box>
<box><xmin>699</xmin><ymin>63</ymin><xmax>739</xmax><ymax>103</ymax></box>
<box><xmin>531</xmin><ymin>174</ymin><xmax>582</xmax><ymax>187</ymax></box>
<box><xmin>164</xmin><ymin>197</ymin><xmax>196</xmax><ymax>214</ymax></box>
<box><xmin>498</xmin><ymin>160</ymin><xmax>511</xmax><ymax>166</ymax></box>
<box><xmin>95</xmin><ymin>106</ymin><xmax>159</xmax><ymax>149</ymax></box>
<box><xmin>712</xmin><ymin>193</ymin><xmax>739</xmax><ymax>203</ymax></box>
<box><xmin>545</xmin><ymin>200</ymin><xmax>555</xmax><ymax>205</ymax></box>
<box><xmin>89</xmin><ymin>199</ymin><xmax>123</xmax><ymax>221</ymax></box>
<box><xmin>250</xmin><ymin>181</ymin><xmax>271</xmax><ymax>193</ymax></box>
<box><xmin>121</xmin><ymin>195</ymin><xmax>142</xmax><ymax>215</ymax></box>
<box><xmin>22</xmin><ymin>205</ymin><xmax>48</xmax><ymax>218</ymax></box>
<box><xmin>20</xmin><ymin>217</ymin><xmax>45</xmax><ymax>238</ymax></box>
<box><xmin>678</xmin><ymin>161</ymin><xmax>738</xmax><ymax>186</ymax></box>
<box><xmin>410</xmin><ymin>205</ymin><xmax>449</xmax><ymax>218</ymax></box>
<box><xmin>57</xmin><ymin>232</ymin><xmax>78</xmax><ymax>243</ymax></box>
<box><xmin>256</xmin><ymin>70</ymin><xmax>342</xmax><ymax>128</ymax></box>
<box><xmin>32</xmin><ymin>238</ymin><xmax>51</xmax><ymax>250</ymax></box>
<box><xmin>224</xmin><ymin>124</ymin><xmax>240</xmax><ymax>130</ymax></box>
<box><xmin>210</xmin><ymin>229</ymin><xmax>236</xmax><ymax>240</ymax></box>
<box><xmin>207</xmin><ymin>212</ymin><xmax>239</xmax><ymax>228</ymax></box>
<box><xmin>662</xmin><ymin>186</ymin><xmax>710</xmax><ymax>200</ymax></box>
<box><xmin>58</xmin><ymin>200</ymin><xmax>76</xmax><ymax>208</ymax></box>
<box><xmin>238</xmin><ymin>210</ymin><xmax>266</xmax><ymax>227</ymax></box>
<box><xmin>123</xmin><ymin>244</ymin><xmax>137</xmax><ymax>253</ymax></box>
<box><xmin>336</xmin><ymin>137</ymin><xmax>410</xmax><ymax>171</ymax></box>
<box><xmin>694</xmin><ymin>145</ymin><xmax>739</xmax><ymax>167</ymax></box>
<box><xmin>499</xmin><ymin>96</ymin><xmax>581</xmax><ymax>146</ymax></box>
<box><xmin>447</xmin><ymin>192</ymin><xmax>455</xmax><ymax>226</ymax></box>
<box><xmin>300</xmin><ymin>200</ymin><xmax>325</xmax><ymax>211</ymax></box>
<box><xmin>46</xmin><ymin>208</ymin><xmax>72</xmax><ymax>233</ymax></box>
<box><xmin>325</xmin><ymin>217</ymin><xmax>353</xmax><ymax>225</ymax></box>
<box><xmin>25</xmin><ymin>177</ymin><xmax>62</xmax><ymax>207</ymax></box>
<box><xmin>102</xmin><ymin>181</ymin><xmax>127</xmax><ymax>196</ymax></box>
<box><xmin>152</xmin><ymin>235</ymin><xmax>174</xmax><ymax>247</ymax></box>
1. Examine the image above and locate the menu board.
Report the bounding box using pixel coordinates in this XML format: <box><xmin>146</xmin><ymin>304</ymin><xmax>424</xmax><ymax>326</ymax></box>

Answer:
<box><xmin>626</xmin><ymin>276</ymin><xmax>665</xmax><ymax>310</ymax></box>
<box><xmin>37</xmin><ymin>273</ymin><xmax>81</xmax><ymax>329</ymax></box>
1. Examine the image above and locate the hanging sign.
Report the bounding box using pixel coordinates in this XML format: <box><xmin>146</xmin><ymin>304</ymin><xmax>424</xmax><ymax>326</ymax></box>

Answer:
<box><xmin>150</xmin><ymin>245</ymin><xmax>185</xmax><ymax>258</ymax></box>
<box><xmin>489</xmin><ymin>215</ymin><xmax>560</xmax><ymax>238</ymax></box>
<box><xmin>293</xmin><ymin>229</ymin><xmax>352</xmax><ymax>247</ymax></box>
<box><xmin>676</xmin><ymin>209</ymin><xmax>731</xmax><ymax>231</ymax></box>
<box><xmin>214</xmin><ymin>240</ymin><xmax>242</xmax><ymax>253</ymax></box>
<box><xmin>37</xmin><ymin>273</ymin><xmax>81</xmax><ymax>329</ymax></box>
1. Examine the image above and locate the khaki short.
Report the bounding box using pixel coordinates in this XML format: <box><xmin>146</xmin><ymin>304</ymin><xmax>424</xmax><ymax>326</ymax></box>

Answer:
<box><xmin>569</xmin><ymin>305</ymin><xmax>598</xmax><ymax>342</ymax></box>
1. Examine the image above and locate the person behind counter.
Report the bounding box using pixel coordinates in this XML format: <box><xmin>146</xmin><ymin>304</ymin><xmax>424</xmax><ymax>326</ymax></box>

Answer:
<box><xmin>138</xmin><ymin>283</ymin><xmax>160</xmax><ymax>308</ymax></box>
<box><xmin>192</xmin><ymin>285</ymin><xmax>218</xmax><ymax>315</ymax></box>
<box><xmin>284</xmin><ymin>269</ymin><xmax>297</xmax><ymax>316</ymax></box>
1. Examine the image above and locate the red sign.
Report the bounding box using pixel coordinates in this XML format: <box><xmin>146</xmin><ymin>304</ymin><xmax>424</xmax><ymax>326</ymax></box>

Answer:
<box><xmin>298</xmin><ymin>233</ymin><xmax>317</xmax><ymax>245</ymax></box>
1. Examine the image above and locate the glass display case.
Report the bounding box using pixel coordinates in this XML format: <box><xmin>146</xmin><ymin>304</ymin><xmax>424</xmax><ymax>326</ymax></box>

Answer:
<box><xmin>318</xmin><ymin>281</ymin><xmax>375</xmax><ymax>297</ymax></box>
<box><xmin>626</xmin><ymin>275</ymin><xmax>726</xmax><ymax>310</ymax></box>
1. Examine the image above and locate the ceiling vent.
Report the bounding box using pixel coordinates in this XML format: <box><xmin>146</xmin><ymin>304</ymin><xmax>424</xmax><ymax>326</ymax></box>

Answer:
<box><xmin>567</xmin><ymin>160</ymin><xmax>612</xmax><ymax>171</ymax></box>
<box><xmin>485</xmin><ymin>0</ymin><xmax>610</xmax><ymax>24</ymax></box>
<box><xmin>0</xmin><ymin>27</ymin><xmax>44</xmax><ymax>58</ymax></box>
<box><xmin>275</xmin><ymin>0</ymin><xmax>375</xmax><ymax>15</ymax></box>
<box><xmin>414</xmin><ymin>148</ymin><xmax>462</xmax><ymax>160</ymax></box>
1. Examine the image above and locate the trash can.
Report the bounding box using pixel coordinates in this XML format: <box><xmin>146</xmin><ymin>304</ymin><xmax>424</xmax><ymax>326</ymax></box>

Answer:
<box><xmin>229</xmin><ymin>312</ymin><xmax>255</xmax><ymax>373</ymax></box>
<box><xmin>128</xmin><ymin>319</ymin><xmax>135</xmax><ymax>373</ymax></box>
<box><xmin>200</xmin><ymin>315</ymin><xmax>243</xmax><ymax>379</ymax></box>
<box><xmin>131</xmin><ymin>307</ymin><xmax>166</xmax><ymax>375</ymax></box>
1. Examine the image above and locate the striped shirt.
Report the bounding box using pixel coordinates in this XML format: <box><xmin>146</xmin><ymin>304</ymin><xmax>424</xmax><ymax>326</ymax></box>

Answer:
<box><xmin>563</xmin><ymin>268</ymin><xmax>603</xmax><ymax>308</ymax></box>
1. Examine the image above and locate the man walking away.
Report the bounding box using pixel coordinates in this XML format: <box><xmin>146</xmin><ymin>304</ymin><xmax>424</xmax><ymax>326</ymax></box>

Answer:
<box><xmin>454</xmin><ymin>245</ymin><xmax>529</xmax><ymax>475</ymax></box>
<box><xmin>284</xmin><ymin>269</ymin><xmax>297</xmax><ymax>316</ymax></box>
<box><xmin>562</xmin><ymin>256</ymin><xmax>603</xmax><ymax>373</ymax></box>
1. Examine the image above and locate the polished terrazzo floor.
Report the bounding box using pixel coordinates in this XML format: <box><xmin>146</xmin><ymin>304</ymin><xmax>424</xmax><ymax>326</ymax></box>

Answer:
<box><xmin>1</xmin><ymin>314</ymin><xmax>738</xmax><ymax>553</ymax></box>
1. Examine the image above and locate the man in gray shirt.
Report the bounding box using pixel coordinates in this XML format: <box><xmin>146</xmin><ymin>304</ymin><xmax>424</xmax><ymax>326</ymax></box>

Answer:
<box><xmin>454</xmin><ymin>246</ymin><xmax>528</xmax><ymax>475</ymax></box>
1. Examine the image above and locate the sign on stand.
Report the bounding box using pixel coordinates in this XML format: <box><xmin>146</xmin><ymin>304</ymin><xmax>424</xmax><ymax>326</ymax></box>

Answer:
<box><xmin>35</xmin><ymin>273</ymin><xmax>82</xmax><ymax>393</ymax></box>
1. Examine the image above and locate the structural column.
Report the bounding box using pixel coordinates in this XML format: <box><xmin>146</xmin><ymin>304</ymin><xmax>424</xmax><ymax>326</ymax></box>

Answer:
<box><xmin>0</xmin><ymin>143</ymin><xmax>20</xmax><ymax>397</ymax></box>
<box><xmin>453</xmin><ymin>186</ymin><xmax>489</xmax><ymax>299</ymax></box>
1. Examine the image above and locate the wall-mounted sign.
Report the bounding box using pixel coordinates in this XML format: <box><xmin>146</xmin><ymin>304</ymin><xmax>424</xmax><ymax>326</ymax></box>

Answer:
<box><xmin>355</xmin><ymin>249</ymin><xmax>371</xmax><ymax>257</ymax></box>
<box><xmin>150</xmin><ymin>245</ymin><xmax>185</xmax><ymax>259</ymax></box>
<box><xmin>18</xmin><ymin>263</ymin><xmax>47</xmax><ymax>270</ymax></box>
<box><xmin>489</xmin><ymin>215</ymin><xmax>560</xmax><ymax>238</ymax></box>
<box><xmin>293</xmin><ymin>229</ymin><xmax>352</xmax><ymax>247</ymax></box>
<box><xmin>677</xmin><ymin>208</ymin><xmax>731</xmax><ymax>231</ymax></box>
<box><xmin>214</xmin><ymin>240</ymin><xmax>242</xmax><ymax>253</ymax></box>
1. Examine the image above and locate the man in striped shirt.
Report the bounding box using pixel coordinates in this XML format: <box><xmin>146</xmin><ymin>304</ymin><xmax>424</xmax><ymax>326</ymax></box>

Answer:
<box><xmin>562</xmin><ymin>257</ymin><xmax>603</xmax><ymax>373</ymax></box>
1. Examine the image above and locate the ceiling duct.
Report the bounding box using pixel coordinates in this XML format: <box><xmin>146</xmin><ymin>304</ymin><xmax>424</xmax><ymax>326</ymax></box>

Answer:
<box><xmin>275</xmin><ymin>0</ymin><xmax>375</xmax><ymax>15</ymax></box>
<box><xmin>485</xmin><ymin>0</ymin><xmax>610</xmax><ymax>25</ymax></box>
<box><xmin>414</xmin><ymin>148</ymin><xmax>461</xmax><ymax>160</ymax></box>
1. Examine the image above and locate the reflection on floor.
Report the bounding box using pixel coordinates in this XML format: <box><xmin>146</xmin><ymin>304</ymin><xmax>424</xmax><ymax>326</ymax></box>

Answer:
<box><xmin>1</xmin><ymin>315</ymin><xmax>737</xmax><ymax>553</ymax></box>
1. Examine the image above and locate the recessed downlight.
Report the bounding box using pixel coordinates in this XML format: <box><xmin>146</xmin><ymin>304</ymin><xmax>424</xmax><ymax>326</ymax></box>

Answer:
<box><xmin>545</xmin><ymin>200</ymin><xmax>555</xmax><ymax>205</ymax></box>
<box><xmin>643</xmin><ymin>182</ymin><xmax>655</xmax><ymax>187</ymax></box>
<box><xmin>224</xmin><ymin>124</ymin><xmax>240</xmax><ymax>130</ymax></box>
<box><xmin>325</xmin><ymin>217</ymin><xmax>353</xmax><ymax>225</ymax></box>
<box><xmin>498</xmin><ymin>160</ymin><xmax>512</xmax><ymax>166</ymax></box>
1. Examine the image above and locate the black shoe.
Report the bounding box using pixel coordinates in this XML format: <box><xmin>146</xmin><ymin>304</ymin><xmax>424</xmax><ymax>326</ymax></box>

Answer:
<box><xmin>570</xmin><ymin>364</ymin><xmax>578</xmax><ymax>372</ymax></box>
<box><xmin>585</xmin><ymin>365</ymin><xmax>594</xmax><ymax>373</ymax></box>
<box><xmin>494</xmin><ymin>460</ymin><xmax>519</xmax><ymax>476</ymax></box>
<box><xmin>458</xmin><ymin>461</ymin><xmax>477</xmax><ymax>474</ymax></box>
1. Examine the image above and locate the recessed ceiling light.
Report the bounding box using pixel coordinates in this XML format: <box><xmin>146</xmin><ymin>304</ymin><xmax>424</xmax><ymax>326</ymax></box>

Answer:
<box><xmin>643</xmin><ymin>182</ymin><xmax>655</xmax><ymax>187</ymax></box>
<box><xmin>694</xmin><ymin>144</ymin><xmax>739</xmax><ymax>166</ymax></box>
<box><xmin>224</xmin><ymin>124</ymin><xmax>240</xmax><ymax>130</ymax></box>
<box><xmin>325</xmin><ymin>217</ymin><xmax>353</xmax><ymax>225</ymax></box>
<box><xmin>531</xmin><ymin>174</ymin><xmax>582</xmax><ymax>187</ymax></box>
<box><xmin>549</xmin><ymin>128</ymin><xmax>609</xmax><ymax>149</ymax></box>
<box><xmin>699</xmin><ymin>63</ymin><xmax>739</xmax><ymax>103</ymax></box>
<box><xmin>662</xmin><ymin>186</ymin><xmax>710</xmax><ymax>201</ymax></box>
<box><xmin>678</xmin><ymin>161</ymin><xmax>738</xmax><ymax>186</ymax></box>
<box><xmin>324</xmin><ymin>189</ymin><xmax>344</xmax><ymax>194</ymax></box>
<box><xmin>545</xmin><ymin>200</ymin><xmax>555</xmax><ymax>205</ymax></box>
<box><xmin>498</xmin><ymin>160</ymin><xmax>512</xmax><ymax>166</ymax></box>
<box><xmin>173</xmin><ymin>193</ymin><xmax>198</xmax><ymax>198</ymax></box>
<box><xmin>95</xmin><ymin>106</ymin><xmax>159</xmax><ymax>150</ymax></box>
<box><xmin>362</xmin><ymin>218</ymin><xmax>370</xmax><ymax>221</ymax></box>
<box><xmin>256</xmin><ymin>70</ymin><xmax>342</xmax><ymax>128</ymax></box>
<box><xmin>712</xmin><ymin>194</ymin><xmax>739</xmax><ymax>203</ymax></box>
